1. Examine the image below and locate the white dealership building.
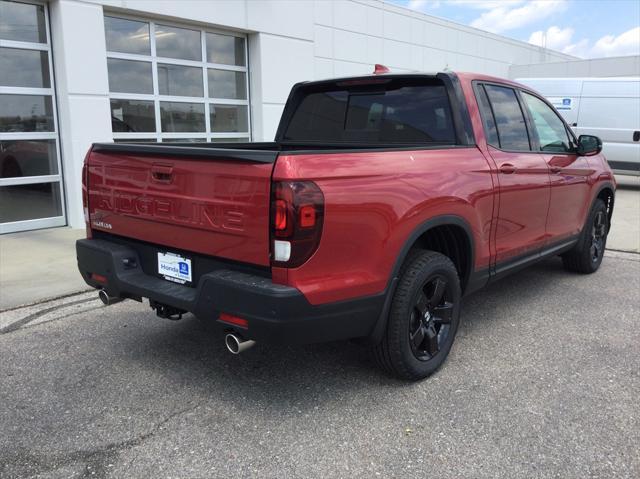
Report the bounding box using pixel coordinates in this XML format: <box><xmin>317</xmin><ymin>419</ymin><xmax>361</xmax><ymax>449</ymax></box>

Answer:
<box><xmin>0</xmin><ymin>0</ymin><xmax>581</xmax><ymax>233</ymax></box>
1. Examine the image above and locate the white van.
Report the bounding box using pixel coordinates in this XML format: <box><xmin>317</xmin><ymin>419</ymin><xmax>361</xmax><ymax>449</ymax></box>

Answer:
<box><xmin>516</xmin><ymin>77</ymin><xmax>640</xmax><ymax>175</ymax></box>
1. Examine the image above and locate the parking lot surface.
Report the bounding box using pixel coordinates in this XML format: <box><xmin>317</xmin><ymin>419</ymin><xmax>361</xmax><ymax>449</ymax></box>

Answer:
<box><xmin>1</xmin><ymin>251</ymin><xmax>638</xmax><ymax>478</ymax></box>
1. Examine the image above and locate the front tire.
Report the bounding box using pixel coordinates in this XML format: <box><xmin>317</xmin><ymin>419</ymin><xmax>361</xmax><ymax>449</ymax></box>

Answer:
<box><xmin>373</xmin><ymin>250</ymin><xmax>461</xmax><ymax>381</ymax></box>
<box><xmin>562</xmin><ymin>198</ymin><xmax>609</xmax><ymax>274</ymax></box>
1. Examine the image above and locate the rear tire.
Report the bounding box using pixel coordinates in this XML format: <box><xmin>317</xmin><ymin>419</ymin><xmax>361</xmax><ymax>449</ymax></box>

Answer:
<box><xmin>562</xmin><ymin>199</ymin><xmax>609</xmax><ymax>274</ymax></box>
<box><xmin>372</xmin><ymin>250</ymin><xmax>461</xmax><ymax>381</ymax></box>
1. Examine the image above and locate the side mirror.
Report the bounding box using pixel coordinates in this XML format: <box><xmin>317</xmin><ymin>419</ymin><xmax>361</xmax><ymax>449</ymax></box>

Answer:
<box><xmin>577</xmin><ymin>135</ymin><xmax>602</xmax><ymax>156</ymax></box>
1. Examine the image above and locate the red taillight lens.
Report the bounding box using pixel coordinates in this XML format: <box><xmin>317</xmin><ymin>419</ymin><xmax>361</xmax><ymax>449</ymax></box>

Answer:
<box><xmin>274</xmin><ymin>199</ymin><xmax>288</xmax><ymax>232</ymax></box>
<box><xmin>82</xmin><ymin>163</ymin><xmax>88</xmax><ymax>212</ymax></box>
<box><xmin>270</xmin><ymin>181</ymin><xmax>324</xmax><ymax>268</ymax></box>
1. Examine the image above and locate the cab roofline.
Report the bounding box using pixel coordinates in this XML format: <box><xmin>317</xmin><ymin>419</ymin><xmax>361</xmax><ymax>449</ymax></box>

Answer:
<box><xmin>302</xmin><ymin>71</ymin><xmax>445</xmax><ymax>87</ymax></box>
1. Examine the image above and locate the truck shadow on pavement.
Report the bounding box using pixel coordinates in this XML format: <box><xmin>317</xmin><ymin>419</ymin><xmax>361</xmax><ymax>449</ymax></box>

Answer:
<box><xmin>110</xmin><ymin>256</ymin><xmax>575</xmax><ymax>404</ymax></box>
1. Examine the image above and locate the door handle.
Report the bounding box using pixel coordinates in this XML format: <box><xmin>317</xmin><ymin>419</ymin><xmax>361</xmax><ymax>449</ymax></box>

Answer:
<box><xmin>499</xmin><ymin>163</ymin><xmax>517</xmax><ymax>174</ymax></box>
<box><xmin>550</xmin><ymin>166</ymin><xmax>562</xmax><ymax>173</ymax></box>
<box><xmin>151</xmin><ymin>164</ymin><xmax>173</xmax><ymax>183</ymax></box>
<box><xmin>633</xmin><ymin>131</ymin><xmax>640</xmax><ymax>142</ymax></box>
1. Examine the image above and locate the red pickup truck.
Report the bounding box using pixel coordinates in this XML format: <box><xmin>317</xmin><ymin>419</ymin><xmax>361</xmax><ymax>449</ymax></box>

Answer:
<box><xmin>77</xmin><ymin>71</ymin><xmax>615</xmax><ymax>380</ymax></box>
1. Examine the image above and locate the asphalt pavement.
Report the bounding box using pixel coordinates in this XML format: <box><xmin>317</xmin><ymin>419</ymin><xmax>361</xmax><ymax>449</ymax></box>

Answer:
<box><xmin>1</xmin><ymin>250</ymin><xmax>638</xmax><ymax>478</ymax></box>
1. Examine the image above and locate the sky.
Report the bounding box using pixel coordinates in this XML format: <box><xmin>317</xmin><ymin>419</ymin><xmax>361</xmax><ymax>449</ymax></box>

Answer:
<box><xmin>390</xmin><ymin>0</ymin><xmax>640</xmax><ymax>59</ymax></box>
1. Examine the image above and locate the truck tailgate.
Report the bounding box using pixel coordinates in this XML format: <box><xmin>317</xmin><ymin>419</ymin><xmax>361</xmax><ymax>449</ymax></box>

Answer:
<box><xmin>86</xmin><ymin>144</ymin><xmax>276</xmax><ymax>267</ymax></box>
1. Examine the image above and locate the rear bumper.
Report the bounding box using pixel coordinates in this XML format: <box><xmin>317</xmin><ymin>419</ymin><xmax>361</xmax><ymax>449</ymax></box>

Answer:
<box><xmin>76</xmin><ymin>238</ymin><xmax>383</xmax><ymax>344</ymax></box>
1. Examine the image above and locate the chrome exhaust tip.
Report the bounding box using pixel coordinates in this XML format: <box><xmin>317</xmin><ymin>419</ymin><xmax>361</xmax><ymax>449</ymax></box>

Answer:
<box><xmin>99</xmin><ymin>289</ymin><xmax>123</xmax><ymax>306</ymax></box>
<box><xmin>225</xmin><ymin>333</ymin><xmax>256</xmax><ymax>354</ymax></box>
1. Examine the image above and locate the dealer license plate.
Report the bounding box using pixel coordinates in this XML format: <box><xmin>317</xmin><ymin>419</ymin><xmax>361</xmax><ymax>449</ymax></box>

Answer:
<box><xmin>158</xmin><ymin>251</ymin><xmax>192</xmax><ymax>284</ymax></box>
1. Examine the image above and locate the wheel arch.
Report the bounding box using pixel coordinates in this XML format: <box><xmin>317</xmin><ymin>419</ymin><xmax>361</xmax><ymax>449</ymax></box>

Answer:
<box><xmin>594</xmin><ymin>182</ymin><xmax>615</xmax><ymax>225</ymax></box>
<box><xmin>368</xmin><ymin>215</ymin><xmax>476</xmax><ymax>343</ymax></box>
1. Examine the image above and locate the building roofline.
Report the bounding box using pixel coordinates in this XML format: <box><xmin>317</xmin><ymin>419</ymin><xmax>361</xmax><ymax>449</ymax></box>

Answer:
<box><xmin>375</xmin><ymin>0</ymin><xmax>578</xmax><ymax>61</ymax></box>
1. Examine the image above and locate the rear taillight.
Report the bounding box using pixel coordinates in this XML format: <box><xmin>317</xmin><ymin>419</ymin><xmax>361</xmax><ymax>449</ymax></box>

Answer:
<box><xmin>81</xmin><ymin>163</ymin><xmax>88</xmax><ymax>212</ymax></box>
<box><xmin>270</xmin><ymin>181</ymin><xmax>324</xmax><ymax>268</ymax></box>
<box><xmin>82</xmin><ymin>149</ymin><xmax>92</xmax><ymax>238</ymax></box>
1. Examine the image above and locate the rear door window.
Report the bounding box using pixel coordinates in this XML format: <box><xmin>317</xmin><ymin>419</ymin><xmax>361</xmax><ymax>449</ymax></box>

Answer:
<box><xmin>484</xmin><ymin>84</ymin><xmax>531</xmax><ymax>151</ymax></box>
<box><xmin>283</xmin><ymin>80</ymin><xmax>456</xmax><ymax>145</ymax></box>
<box><xmin>475</xmin><ymin>84</ymin><xmax>499</xmax><ymax>148</ymax></box>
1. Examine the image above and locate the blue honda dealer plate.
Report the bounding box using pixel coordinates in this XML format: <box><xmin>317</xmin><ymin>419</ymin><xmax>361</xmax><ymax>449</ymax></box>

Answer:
<box><xmin>158</xmin><ymin>251</ymin><xmax>192</xmax><ymax>284</ymax></box>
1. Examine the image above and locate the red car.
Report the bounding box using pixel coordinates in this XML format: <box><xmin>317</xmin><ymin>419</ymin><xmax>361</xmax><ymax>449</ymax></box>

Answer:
<box><xmin>77</xmin><ymin>70</ymin><xmax>615</xmax><ymax>380</ymax></box>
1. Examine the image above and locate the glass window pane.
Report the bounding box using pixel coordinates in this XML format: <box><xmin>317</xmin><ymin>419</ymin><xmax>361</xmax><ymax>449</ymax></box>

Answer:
<box><xmin>484</xmin><ymin>85</ymin><xmax>530</xmax><ymax>151</ymax></box>
<box><xmin>208</xmin><ymin>69</ymin><xmax>246</xmax><ymax>100</ymax></box>
<box><xmin>476</xmin><ymin>85</ymin><xmax>499</xmax><ymax>148</ymax></box>
<box><xmin>157</xmin><ymin>64</ymin><xmax>203</xmax><ymax>97</ymax></box>
<box><xmin>1</xmin><ymin>140</ymin><xmax>58</xmax><ymax>178</ymax></box>
<box><xmin>210</xmin><ymin>104</ymin><xmax>248</xmax><ymax>133</ymax></box>
<box><xmin>284</xmin><ymin>82</ymin><xmax>455</xmax><ymax>144</ymax></box>
<box><xmin>110</xmin><ymin>99</ymin><xmax>155</xmax><ymax>132</ymax></box>
<box><xmin>206</xmin><ymin>33</ymin><xmax>245</xmax><ymax>66</ymax></box>
<box><xmin>104</xmin><ymin>16</ymin><xmax>150</xmax><ymax>55</ymax></box>
<box><xmin>113</xmin><ymin>138</ymin><xmax>158</xmax><ymax>143</ymax></box>
<box><xmin>0</xmin><ymin>182</ymin><xmax>62</xmax><ymax>222</ymax></box>
<box><xmin>0</xmin><ymin>94</ymin><xmax>54</xmax><ymax>132</ymax></box>
<box><xmin>160</xmin><ymin>102</ymin><xmax>205</xmax><ymax>132</ymax></box>
<box><xmin>522</xmin><ymin>92</ymin><xmax>572</xmax><ymax>153</ymax></box>
<box><xmin>0</xmin><ymin>1</ymin><xmax>46</xmax><ymax>43</ymax></box>
<box><xmin>211</xmin><ymin>137</ymin><xmax>249</xmax><ymax>143</ymax></box>
<box><xmin>0</xmin><ymin>47</ymin><xmax>50</xmax><ymax>88</ymax></box>
<box><xmin>155</xmin><ymin>24</ymin><xmax>201</xmax><ymax>61</ymax></box>
<box><xmin>161</xmin><ymin>138</ymin><xmax>207</xmax><ymax>143</ymax></box>
<box><xmin>107</xmin><ymin>58</ymin><xmax>153</xmax><ymax>94</ymax></box>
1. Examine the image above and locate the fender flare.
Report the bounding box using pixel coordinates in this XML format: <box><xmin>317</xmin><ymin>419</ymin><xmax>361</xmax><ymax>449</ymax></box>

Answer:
<box><xmin>590</xmin><ymin>182</ymin><xmax>616</xmax><ymax>237</ymax></box>
<box><xmin>368</xmin><ymin>215</ymin><xmax>476</xmax><ymax>344</ymax></box>
<box><xmin>593</xmin><ymin>181</ymin><xmax>616</xmax><ymax>213</ymax></box>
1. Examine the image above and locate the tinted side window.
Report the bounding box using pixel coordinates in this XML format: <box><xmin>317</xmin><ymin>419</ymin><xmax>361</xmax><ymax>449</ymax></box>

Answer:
<box><xmin>284</xmin><ymin>83</ymin><xmax>456</xmax><ymax>144</ymax></box>
<box><xmin>521</xmin><ymin>92</ymin><xmax>572</xmax><ymax>153</ymax></box>
<box><xmin>475</xmin><ymin>85</ymin><xmax>499</xmax><ymax>147</ymax></box>
<box><xmin>484</xmin><ymin>84</ymin><xmax>530</xmax><ymax>151</ymax></box>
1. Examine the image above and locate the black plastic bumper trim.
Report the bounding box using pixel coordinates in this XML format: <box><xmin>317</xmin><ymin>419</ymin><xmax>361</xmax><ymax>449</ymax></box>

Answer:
<box><xmin>76</xmin><ymin>238</ymin><xmax>383</xmax><ymax>344</ymax></box>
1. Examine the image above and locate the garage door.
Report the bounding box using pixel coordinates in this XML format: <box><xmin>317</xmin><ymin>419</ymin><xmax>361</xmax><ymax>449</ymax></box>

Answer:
<box><xmin>0</xmin><ymin>0</ymin><xmax>65</xmax><ymax>234</ymax></box>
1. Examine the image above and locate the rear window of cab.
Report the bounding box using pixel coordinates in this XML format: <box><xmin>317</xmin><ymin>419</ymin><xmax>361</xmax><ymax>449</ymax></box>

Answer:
<box><xmin>283</xmin><ymin>78</ymin><xmax>456</xmax><ymax>145</ymax></box>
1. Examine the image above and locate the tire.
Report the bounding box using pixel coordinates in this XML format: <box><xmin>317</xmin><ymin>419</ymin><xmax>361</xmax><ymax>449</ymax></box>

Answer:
<box><xmin>372</xmin><ymin>250</ymin><xmax>461</xmax><ymax>381</ymax></box>
<box><xmin>562</xmin><ymin>198</ymin><xmax>609</xmax><ymax>274</ymax></box>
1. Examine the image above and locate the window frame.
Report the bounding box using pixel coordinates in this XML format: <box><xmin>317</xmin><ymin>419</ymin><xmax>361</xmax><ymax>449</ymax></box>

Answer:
<box><xmin>0</xmin><ymin>0</ymin><xmax>66</xmax><ymax>233</ymax></box>
<box><xmin>473</xmin><ymin>80</ymin><xmax>578</xmax><ymax>155</ymax></box>
<box><xmin>105</xmin><ymin>13</ymin><xmax>251</xmax><ymax>143</ymax></box>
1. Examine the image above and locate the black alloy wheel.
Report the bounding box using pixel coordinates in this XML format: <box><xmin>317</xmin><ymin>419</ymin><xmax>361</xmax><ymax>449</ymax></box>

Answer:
<box><xmin>409</xmin><ymin>276</ymin><xmax>454</xmax><ymax>361</ymax></box>
<box><xmin>372</xmin><ymin>250</ymin><xmax>461</xmax><ymax>380</ymax></box>
<box><xmin>562</xmin><ymin>198</ymin><xmax>609</xmax><ymax>274</ymax></box>
<box><xmin>590</xmin><ymin>210</ymin><xmax>607</xmax><ymax>263</ymax></box>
